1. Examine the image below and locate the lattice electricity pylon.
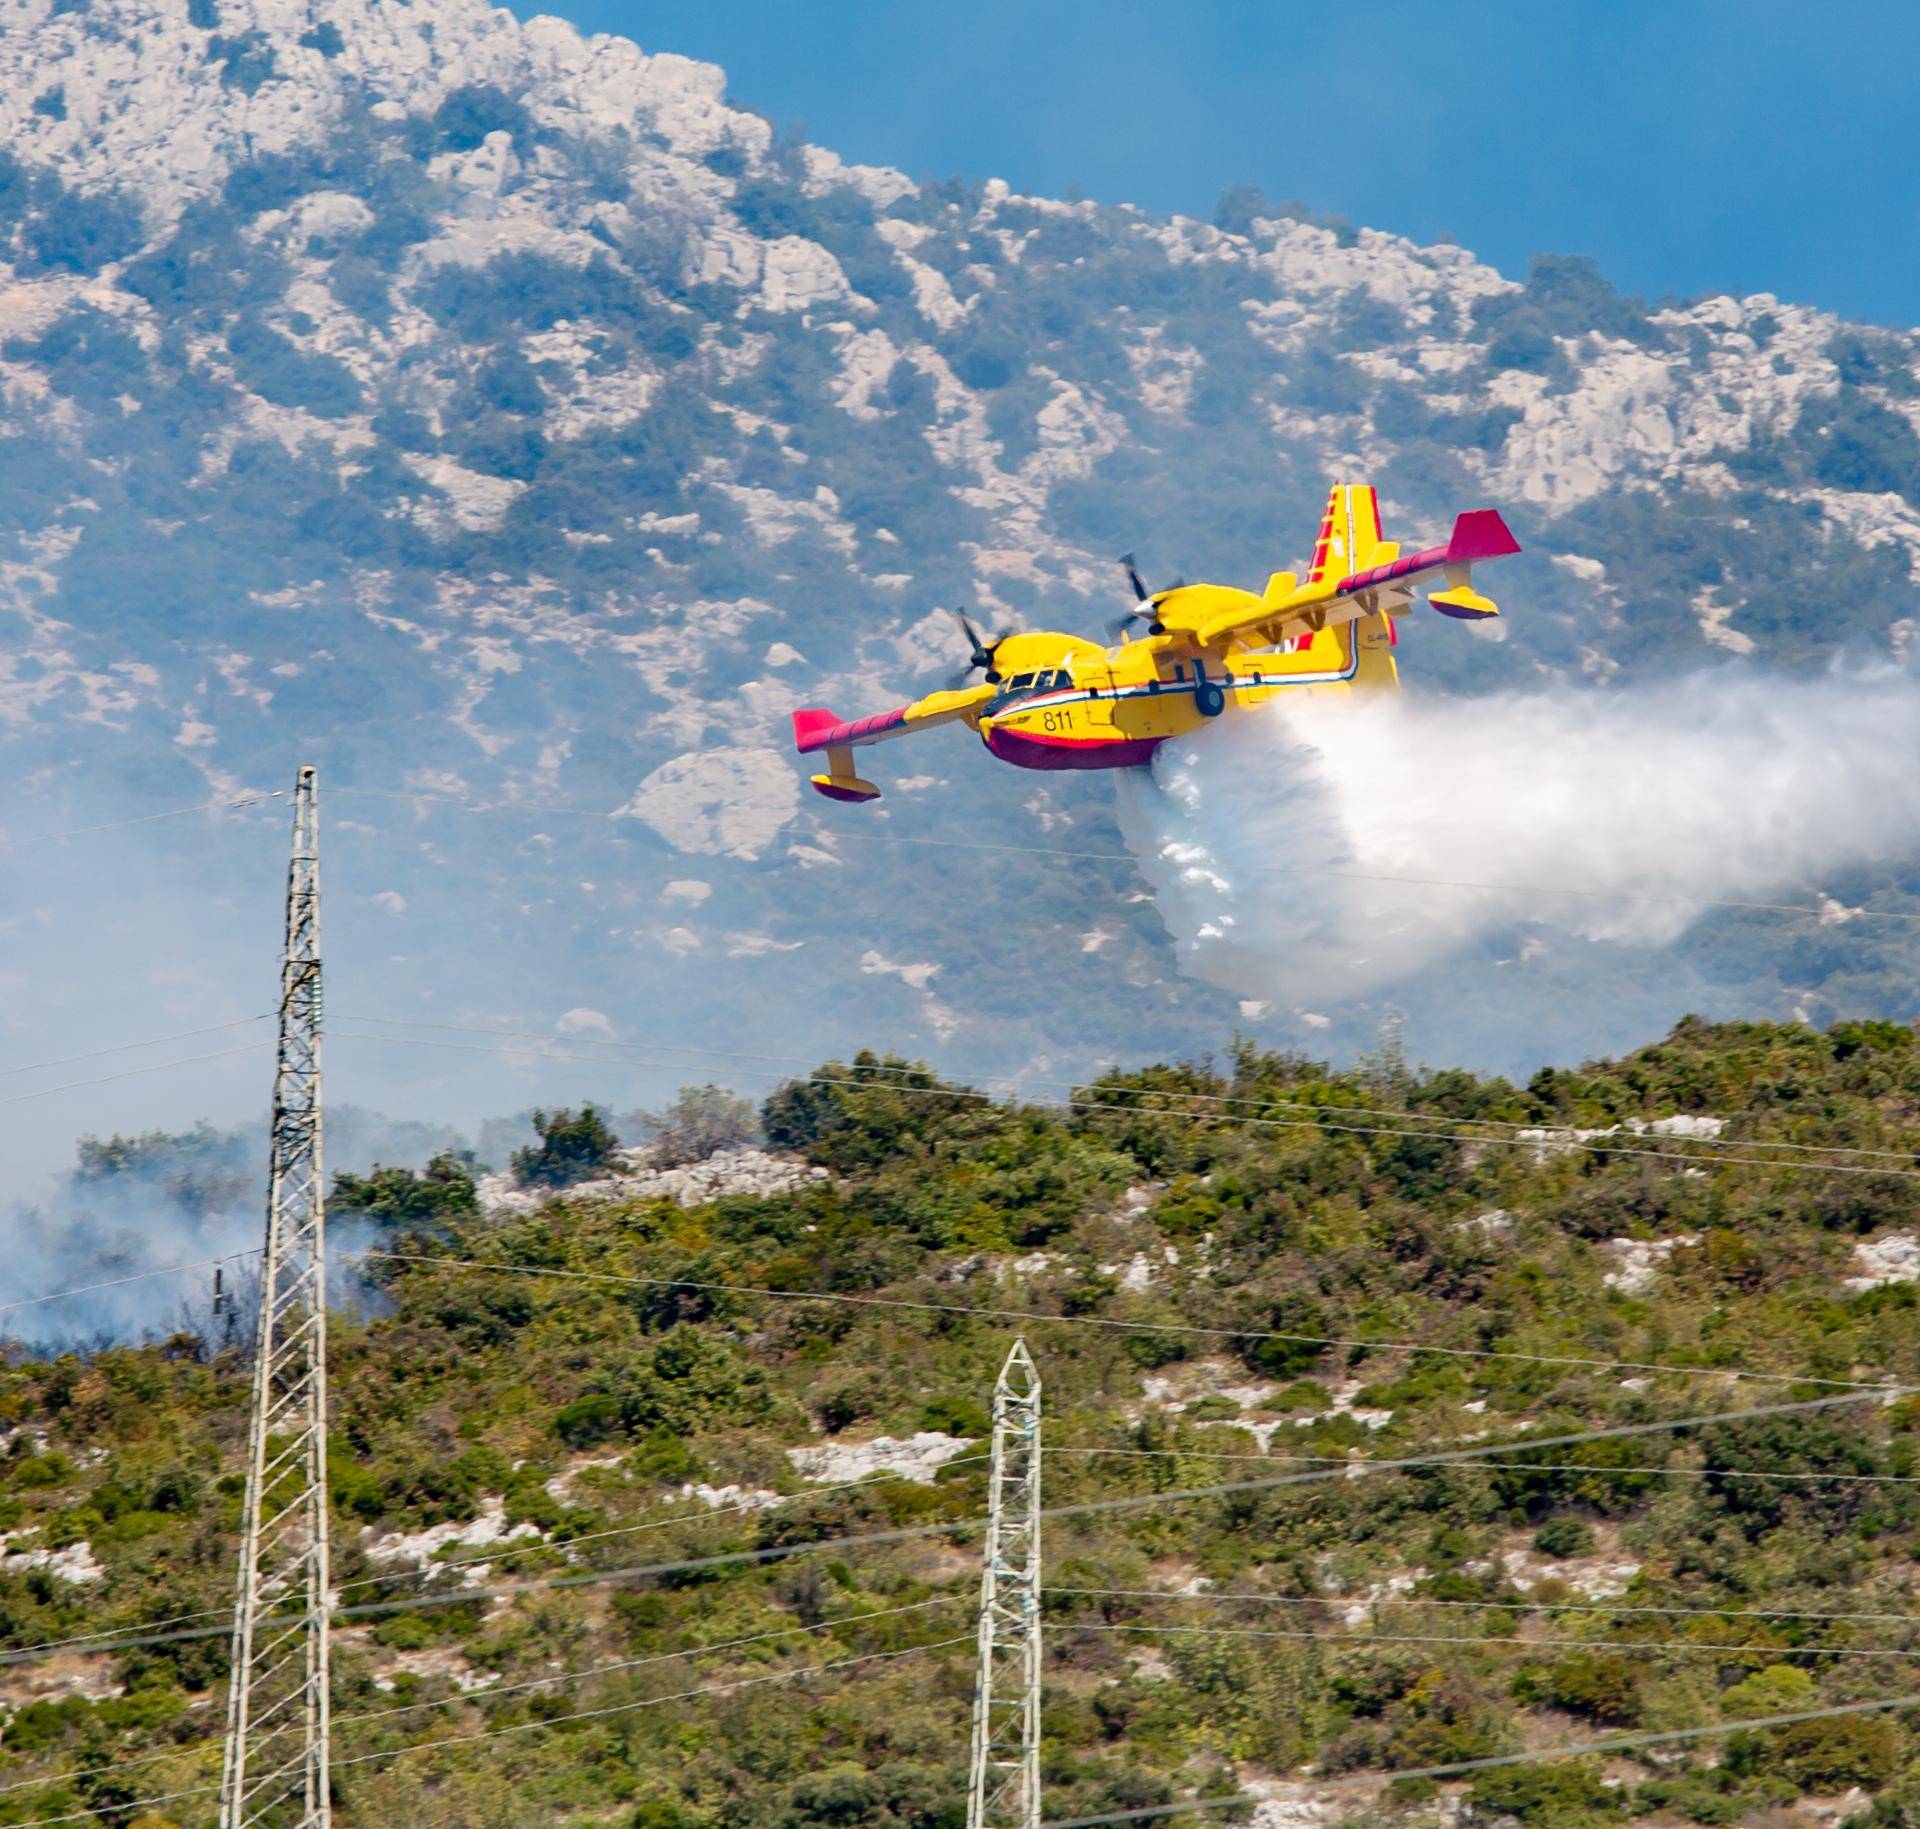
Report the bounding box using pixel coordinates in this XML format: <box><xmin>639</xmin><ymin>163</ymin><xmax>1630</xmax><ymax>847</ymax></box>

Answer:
<box><xmin>966</xmin><ymin>1339</ymin><xmax>1043</xmax><ymax>1829</ymax></box>
<box><xmin>220</xmin><ymin>765</ymin><xmax>334</xmax><ymax>1829</ymax></box>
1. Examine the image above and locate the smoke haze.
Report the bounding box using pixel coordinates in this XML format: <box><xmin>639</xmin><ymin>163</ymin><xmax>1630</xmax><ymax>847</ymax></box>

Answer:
<box><xmin>1116</xmin><ymin>666</ymin><xmax>1920</xmax><ymax>1070</ymax></box>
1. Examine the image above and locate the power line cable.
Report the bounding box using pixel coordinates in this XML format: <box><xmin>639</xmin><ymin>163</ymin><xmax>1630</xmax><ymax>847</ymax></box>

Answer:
<box><xmin>360</xmin><ymin>1248</ymin><xmax>1897</xmax><ymax>1393</ymax></box>
<box><xmin>1035</xmin><ymin>1691</ymin><xmax>1920</xmax><ymax>1829</ymax></box>
<box><xmin>0</xmin><ymin>1466</ymin><xmax>983</xmax><ymax>1668</ymax></box>
<box><xmin>316</xmin><ymin>782</ymin><xmax>1920</xmax><ymax>928</ymax></box>
<box><xmin>329</xmin><ymin>1026</ymin><xmax>1920</xmax><ymax>1186</ymax></box>
<box><xmin>811</xmin><ymin>824</ymin><xmax>1920</xmax><ymax>928</ymax></box>
<box><xmin>329</xmin><ymin>1457</ymin><xmax>990</xmax><ymax>1598</ymax></box>
<box><xmin>0</xmin><ymin>1248</ymin><xmax>259</xmax><ymax>1319</ymax></box>
<box><xmin>2</xmin><ymin>1386</ymin><xmax>1901</xmax><ymax>1671</ymax></box>
<box><xmin>0</xmin><ymin>1014</ymin><xmax>272</xmax><ymax>1080</ymax></box>
<box><xmin>17</xmin><ymin>1659</ymin><xmax>1920</xmax><ymax>1828</ymax></box>
<box><xmin>343</xmin><ymin>1595</ymin><xmax>964</xmax><ymax>1730</ymax></box>
<box><xmin>0</xmin><ymin>1041</ymin><xmax>273</xmax><ymax>1112</ymax></box>
<box><xmin>6</xmin><ymin>1640</ymin><xmax>970</xmax><ymax>1829</ymax></box>
<box><xmin>1053</xmin><ymin>1618</ymin><xmax>1920</xmax><ymax>1662</ymax></box>
<box><xmin>0</xmin><ymin>1596</ymin><xmax>965</xmax><ymax>1801</ymax></box>
<box><xmin>0</xmin><ymin>792</ymin><xmax>282</xmax><ymax>854</ymax></box>
<box><xmin>31</xmin><ymin>1599</ymin><xmax>1919</xmax><ymax>1816</ymax></box>
<box><xmin>1047</xmin><ymin>1444</ymin><xmax>1920</xmax><ymax>1486</ymax></box>
<box><xmin>1051</xmin><ymin>1587</ymin><xmax>1920</xmax><ymax>1628</ymax></box>
<box><xmin>325</xmin><ymin>785</ymin><xmax>618</xmax><ymax>818</ymax></box>
<box><xmin>21</xmin><ymin>1404</ymin><xmax>1913</xmax><ymax>1673</ymax></box>
<box><xmin>334</xmin><ymin>1012</ymin><xmax>1920</xmax><ymax>1171</ymax></box>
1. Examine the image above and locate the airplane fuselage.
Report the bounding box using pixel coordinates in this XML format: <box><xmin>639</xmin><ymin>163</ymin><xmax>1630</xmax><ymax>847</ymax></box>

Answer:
<box><xmin>972</xmin><ymin>613</ymin><xmax>1396</xmax><ymax>772</ymax></box>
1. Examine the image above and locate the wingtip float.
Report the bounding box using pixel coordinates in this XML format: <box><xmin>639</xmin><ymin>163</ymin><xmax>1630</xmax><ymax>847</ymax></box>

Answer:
<box><xmin>791</xmin><ymin>484</ymin><xmax>1521</xmax><ymax>803</ymax></box>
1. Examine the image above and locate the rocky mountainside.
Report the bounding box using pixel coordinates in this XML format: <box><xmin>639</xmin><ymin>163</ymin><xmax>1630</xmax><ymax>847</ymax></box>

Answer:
<box><xmin>4</xmin><ymin>0</ymin><xmax>1920</xmax><ymax>1099</ymax></box>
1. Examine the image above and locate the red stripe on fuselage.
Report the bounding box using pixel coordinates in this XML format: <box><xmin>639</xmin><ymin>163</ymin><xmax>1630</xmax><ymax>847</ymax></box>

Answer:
<box><xmin>983</xmin><ymin>726</ymin><xmax>1164</xmax><ymax>771</ymax></box>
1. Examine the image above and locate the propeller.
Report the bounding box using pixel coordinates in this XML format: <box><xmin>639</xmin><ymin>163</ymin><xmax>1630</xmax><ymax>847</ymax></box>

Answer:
<box><xmin>1106</xmin><ymin>551</ymin><xmax>1184</xmax><ymax>638</ymax></box>
<box><xmin>945</xmin><ymin>607</ymin><xmax>1008</xmax><ymax>689</ymax></box>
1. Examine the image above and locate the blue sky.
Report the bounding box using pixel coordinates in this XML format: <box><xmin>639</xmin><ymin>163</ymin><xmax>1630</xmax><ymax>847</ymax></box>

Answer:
<box><xmin>513</xmin><ymin>0</ymin><xmax>1920</xmax><ymax>328</ymax></box>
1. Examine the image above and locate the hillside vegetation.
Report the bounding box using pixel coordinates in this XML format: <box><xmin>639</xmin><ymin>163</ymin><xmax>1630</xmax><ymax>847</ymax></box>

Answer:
<box><xmin>7</xmin><ymin>1017</ymin><xmax>1920</xmax><ymax>1828</ymax></box>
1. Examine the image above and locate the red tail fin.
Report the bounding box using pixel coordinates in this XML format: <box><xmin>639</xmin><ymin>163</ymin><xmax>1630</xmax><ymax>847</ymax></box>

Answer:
<box><xmin>791</xmin><ymin>708</ymin><xmax>843</xmax><ymax>751</ymax></box>
<box><xmin>1445</xmin><ymin>509</ymin><xmax>1521</xmax><ymax>566</ymax></box>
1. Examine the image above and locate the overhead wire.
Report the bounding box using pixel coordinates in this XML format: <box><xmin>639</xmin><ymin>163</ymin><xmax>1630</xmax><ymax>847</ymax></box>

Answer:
<box><xmin>0</xmin><ymin>791</ymin><xmax>283</xmax><ymax>853</ymax></box>
<box><xmin>0</xmin><ymin>1014</ymin><xmax>273</xmax><ymax>1080</ymax></box>
<box><xmin>0</xmin><ymin>1465</ymin><xmax>986</xmax><ymax>1668</ymax></box>
<box><xmin>0</xmin><ymin>1041</ymin><xmax>275</xmax><ymax>1112</ymax></box>
<box><xmin>808</xmin><ymin>823</ymin><xmax>1920</xmax><ymax>928</ymax></box>
<box><xmin>359</xmin><ymin>1247</ymin><xmax>1899</xmax><ymax>1393</ymax></box>
<box><xmin>1054</xmin><ymin>1617</ymin><xmax>1920</xmax><ymax>1662</ymax></box>
<box><xmin>327</xmin><ymin>1456</ymin><xmax>992</xmax><ymax>1598</ymax></box>
<box><xmin>5</xmin><ymin>1385</ymin><xmax>1901</xmax><ymax>1671</ymax></box>
<box><xmin>333</xmin><ymin>1011</ymin><xmax>1920</xmax><ymax>1171</ymax></box>
<box><xmin>4</xmin><ymin>800</ymin><xmax>1912</xmax><ymax>1778</ymax></box>
<box><xmin>1034</xmin><ymin>1691</ymin><xmax>1920</xmax><ymax>1829</ymax></box>
<box><xmin>327</xmin><ymin>1025</ymin><xmax>1920</xmax><ymax>1185</ymax></box>
<box><xmin>15</xmin><ymin>1664</ymin><xmax>1920</xmax><ymax>1828</ymax></box>
<box><xmin>24</xmin><ymin>1595</ymin><xmax>1918</xmax><ymax>1812</ymax></box>
<box><xmin>325</xmin><ymin>784</ymin><xmax>622</xmax><ymax>818</ymax></box>
<box><xmin>1050</xmin><ymin>1586</ymin><xmax>1920</xmax><ymax>1627</ymax></box>
<box><xmin>6</xmin><ymin>784</ymin><xmax>1916</xmax><ymax>1811</ymax></box>
<box><xmin>1047</xmin><ymin>1444</ymin><xmax>1920</xmax><ymax>1487</ymax></box>
<box><xmin>0</xmin><ymin>1248</ymin><xmax>259</xmax><ymax>1319</ymax></box>
<box><xmin>314</xmin><ymin>780</ymin><xmax>1920</xmax><ymax>927</ymax></box>
<box><xmin>0</xmin><ymin>1596</ymin><xmax>966</xmax><ymax>1801</ymax></box>
<box><xmin>22</xmin><ymin>1563</ymin><xmax>1920</xmax><ymax>1802</ymax></box>
<box><xmin>5</xmin><ymin>1640</ymin><xmax>972</xmax><ymax>1828</ymax></box>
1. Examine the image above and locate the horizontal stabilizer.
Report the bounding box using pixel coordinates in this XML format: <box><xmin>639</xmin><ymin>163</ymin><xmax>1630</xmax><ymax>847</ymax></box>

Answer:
<box><xmin>792</xmin><ymin>705</ymin><xmax>908</xmax><ymax>754</ymax></box>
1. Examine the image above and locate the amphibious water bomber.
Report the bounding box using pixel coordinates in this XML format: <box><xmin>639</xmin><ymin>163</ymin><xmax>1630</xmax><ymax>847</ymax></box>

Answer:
<box><xmin>791</xmin><ymin>484</ymin><xmax>1521</xmax><ymax>803</ymax></box>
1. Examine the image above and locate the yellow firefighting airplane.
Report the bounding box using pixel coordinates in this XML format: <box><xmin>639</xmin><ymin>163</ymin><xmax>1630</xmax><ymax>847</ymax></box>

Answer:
<box><xmin>791</xmin><ymin>484</ymin><xmax>1520</xmax><ymax>802</ymax></box>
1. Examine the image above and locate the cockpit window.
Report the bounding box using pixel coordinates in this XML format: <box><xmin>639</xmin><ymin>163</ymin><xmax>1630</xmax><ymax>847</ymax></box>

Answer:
<box><xmin>1007</xmin><ymin>672</ymin><xmax>1034</xmax><ymax>691</ymax></box>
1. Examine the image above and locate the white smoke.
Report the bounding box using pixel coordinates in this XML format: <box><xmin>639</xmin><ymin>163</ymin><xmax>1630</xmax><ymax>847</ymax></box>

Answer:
<box><xmin>1117</xmin><ymin>666</ymin><xmax>1920</xmax><ymax>1066</ymax></box>
<box><xmin>0</xmin><ymin>1105</ymin><xmax>471</xmax><ymax>1350</ymax></box>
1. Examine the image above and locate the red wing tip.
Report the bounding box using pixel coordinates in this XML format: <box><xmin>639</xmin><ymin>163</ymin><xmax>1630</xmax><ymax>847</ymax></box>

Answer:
<box><xmin>1447</xmin><ymin>509</ymin><xmax>1522</xmax><ymax>565</ymax></box>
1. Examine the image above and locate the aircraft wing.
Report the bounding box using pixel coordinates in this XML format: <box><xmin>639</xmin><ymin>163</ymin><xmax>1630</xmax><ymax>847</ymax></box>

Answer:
<box><xmin>1177</xmin><ymin>509</ymin><xmax>1522</xmax><ymax>652</ymax></box>
<box><xmin>791</xmin><ymin>684</ymin><xmax>992</xmax><ymax>801</ymax></box>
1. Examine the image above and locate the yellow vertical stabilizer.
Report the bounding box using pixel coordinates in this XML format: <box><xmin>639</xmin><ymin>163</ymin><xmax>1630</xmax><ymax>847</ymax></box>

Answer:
<box><xmin>1304</xmin><ymin>484</ymin><xmax>1384</xmax><ymax>587</ymax></box>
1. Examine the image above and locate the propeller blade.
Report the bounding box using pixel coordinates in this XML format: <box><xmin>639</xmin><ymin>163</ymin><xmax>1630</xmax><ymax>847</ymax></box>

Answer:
<box><xmin>944</xmin><ymin>605</ymin><xmax>1004</xmax><ymax>680</ymax></box>
<box><xmin>1120</xmin><ymin>552</ymin><xmax>1150</xmax><ymax>603</ymax></box>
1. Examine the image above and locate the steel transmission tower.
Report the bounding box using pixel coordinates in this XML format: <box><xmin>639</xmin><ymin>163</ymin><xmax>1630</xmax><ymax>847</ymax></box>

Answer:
<box><xmin>221</xmin><ymin>765</ymin><xmax>334</xmax><ymax>1829</ymax></box>
<box><xmin>966</xmin><ymin>1339</ymin><xmax>1043</xmax><ymax>1829</ymax></box>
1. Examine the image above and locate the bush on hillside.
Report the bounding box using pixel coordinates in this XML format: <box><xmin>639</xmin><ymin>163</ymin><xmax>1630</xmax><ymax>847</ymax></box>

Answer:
<box><xmin>629</xmin><ymin>1084</ymin><xmax>759</xmax><ymax>1166</ymax></box>
<box><xmin>511</xmin><ymin>1105</ymin><xmax>620</xmax><ymax>1188</ymax></box>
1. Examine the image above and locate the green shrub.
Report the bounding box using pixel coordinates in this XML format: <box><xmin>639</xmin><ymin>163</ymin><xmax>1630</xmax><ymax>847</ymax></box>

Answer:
<box><xmin>1532</xmin><ymin>1517</ymin><xmax>1596</xmax><ymax>1558</ymax></box>
<box><xmin>1515</xmin><ymin>1654</ymin><xmax>1643</xmax><ymax>1726</ymax></box>
<box><xmin>331</xmin><ymin>1151</ymin><xmax>479</xmax><ymax>1224</ymax></box>
<box><xmin>554</xmin><ymin>1392</ymin><xmax>623</xmax><ymax>1449</ymax></box>
<box><xmin>1468</xmin><ymin>1761</ymin><xmax>1626</xmax><ymax>1828</ymax></box>
<box><xmin>512</xmin><ymin>1105</ymin><xmax>620</xmax><ymax>1189</ymax></box>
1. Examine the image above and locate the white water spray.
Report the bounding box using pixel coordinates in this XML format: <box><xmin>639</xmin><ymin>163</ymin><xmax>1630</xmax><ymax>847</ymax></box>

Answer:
<box><xmin>1117</xmin><ymin>667</ymin><xmax>1920</xmax><ymax>1064</ymax></box>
